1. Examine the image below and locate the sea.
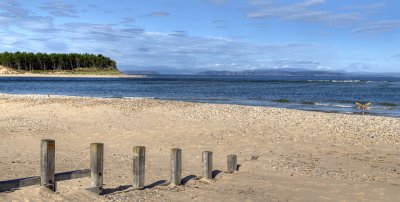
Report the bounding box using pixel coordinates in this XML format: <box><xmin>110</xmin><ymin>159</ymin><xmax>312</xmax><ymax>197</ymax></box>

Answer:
<box><xmin>0</xmin><ymin>75</ymin><xmax>399</xmax><ymax>117</ymax></box>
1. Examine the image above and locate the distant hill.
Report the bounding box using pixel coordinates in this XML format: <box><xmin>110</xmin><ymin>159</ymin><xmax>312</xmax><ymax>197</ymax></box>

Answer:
<box><xmin>196</xmin><ymin>70</ymin><xmax>346</xmax><ymax>77</ymax></box>
<box><xmin>124</xmin><ymin>70</ymin><xmax>160</xmax><ymax>75</ymax></box>
<box><xmin>348</xmin><ymin>71</ymin><xmax>400</xmax><ymax>77</ymax></box>
<box><xmin>118</xmin><ymin>65</ymin><xmax>400</xmax><ymax>77</ymax></box>
<box><xmin>119</xmin><ymin>65</ymin><xmax>211</xmax><ymax>75</ymax></box>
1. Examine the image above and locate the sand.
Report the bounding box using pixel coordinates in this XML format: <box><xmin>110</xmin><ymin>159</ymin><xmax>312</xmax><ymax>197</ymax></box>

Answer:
<box><xmin>0</xmin><ymin>66</ymin><xmax>142</xmax><ymax>78</ymax></box>
<box><xmin>0</xmin><ymin>66</ymin><xmax>19</xmax><ymax>74</ymax></box>
<box><xmin>0</xmin><ymin>94</ymin><xmax>399</xmax><ymax>201</ymax></box>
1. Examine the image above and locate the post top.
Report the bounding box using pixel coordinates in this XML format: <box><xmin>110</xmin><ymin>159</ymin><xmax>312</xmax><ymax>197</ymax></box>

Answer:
<box><xmin>41</xmin><ymin>139</ymin><xmax>55</xmax><ymax>142</ymax></box>
<box><xmin>90</xmin><ymin>143</ymin><xmax>104</xmax><ymax>145</ymax></box>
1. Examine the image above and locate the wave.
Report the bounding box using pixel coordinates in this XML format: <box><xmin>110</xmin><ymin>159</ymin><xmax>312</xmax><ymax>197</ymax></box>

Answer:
<box><xmin>366</xmin><ymin>80</ymin><xmax>388</xmax><ymax>83</ymax></box>
<box><xmin>307</xmin><ymin>102</ymin><xmax>400</xmax><ymax>110</ymax></box>
<box><xmin>263</xmin><ymin>99</ymin><xmax>356</xmax><ymax>108</ymax></box>
<box><xmin>379</xmin><ymin>102</ymin><xmax>400</xmax><ymax>107</ymax></box>
<box><xmin>306</xmin><ymin>79</ymin><xmax>392</xmax><ymax>83</ymax></box>
<box><xmin>314</xmin><ymin>103</ymin><xmax>353</xmax><ymax>108</ymax></box>
<box><xmin>315</xmin><ymin>103</ymin><xmax>331</xmax><ymax>106</ymax></box>
<box><xmin>307</xmin><ymin>80</ymin><xmax>362</xmax><ymax>83</ymax></box>
<box><xmin>121</xmin><ymin>96</ymin><xmax>155</xmax><ymax>99</ymax></box>
<box><xmin>300</xmin><ymin>101</ymin><xmax>316</xmax><ymax>105</ymax></box>
<box><xmin>191</xmin><ymin>98</ymin><xmax>232</xmax><ymax>101</ymax></box>
<box><xmin>331</xmin><ymin>104</ymin><xmax>354</xmax><ymax>108</ymax></box>
<box><xmin>272</xmin><ymin>99</ymin><xmax>290</xmax><ymax>103</ymax></box>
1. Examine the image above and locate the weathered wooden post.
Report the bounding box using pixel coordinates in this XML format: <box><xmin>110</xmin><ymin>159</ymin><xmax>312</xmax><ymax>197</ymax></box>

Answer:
<box><xmin>40</xmin><ymin>139</ymin><xmax>56</xmax><ymax>191</ymax></box>
<box><xmin>202</xmin><ymin>151</ymin><xmax>213</xmax><ymax>179</ymax></box>
<box><xmin>227</xmin><ymin>154</ymin><xmax>237</xmax><ymax>173</ymax></box>
<box><xmin>90</xmin><ymin>143</ymin><xmax>104</xmax><ymax>194</ymax></box>
<box><xmin>133</xmin><ymin>146</ymin><xmax>146</xmax><ymax>190</ymax></box>
<box><xmin>170</xmin><ymin>148</ymin><xmax>182</xmax><ymax>186</ymax></box>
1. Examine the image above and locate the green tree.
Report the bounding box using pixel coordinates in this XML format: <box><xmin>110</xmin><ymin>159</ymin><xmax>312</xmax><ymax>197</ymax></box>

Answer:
<box><xmin>0</xmin><ymin>52</ymin><xmax>117</xmax><ymax>71</ymax></box>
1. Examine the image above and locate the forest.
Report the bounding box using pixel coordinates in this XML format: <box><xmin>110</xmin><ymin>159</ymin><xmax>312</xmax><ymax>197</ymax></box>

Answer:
<box><xmin>0</xmin><ymin>52</ymin><xmax>117</xmax><ymax>71</ymax></box>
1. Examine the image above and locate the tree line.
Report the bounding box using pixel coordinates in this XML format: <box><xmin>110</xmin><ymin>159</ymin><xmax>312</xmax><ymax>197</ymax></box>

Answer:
<box><xmin>0</xmin><ymin>52</ymin><xmax>117</xmax><ymax>71</ymax></box>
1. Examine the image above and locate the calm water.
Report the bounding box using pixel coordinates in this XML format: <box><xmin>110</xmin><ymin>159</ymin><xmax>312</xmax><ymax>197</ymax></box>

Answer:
<box><xmin>0</xmin><ymin>75</ymin><xmax>399</xmax><ymax>117</ymax></box>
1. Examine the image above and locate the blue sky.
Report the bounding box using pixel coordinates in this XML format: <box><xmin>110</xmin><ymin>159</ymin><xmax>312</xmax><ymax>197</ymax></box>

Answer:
<box><xmin>0</xmin><ymin>0</ymin><xmax>399</xmax><ymax>73</ymax></box>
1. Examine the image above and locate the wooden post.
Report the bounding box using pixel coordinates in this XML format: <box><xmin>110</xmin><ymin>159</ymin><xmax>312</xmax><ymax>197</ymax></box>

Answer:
<box><xmin>0</xmin><ymin>176</ymin><xmax>40</xmax><ymax>192</ymax></box>
<box><xmin>40</xmin><ymin>139</ymin><xmax>56</xmax><ymax>191</ymax></box>
<box><xmin>90</xmin><ymin>143</ymin><xmax>104</xmax><ymax>194</ymax></box>
<box><xmin>0</xmin><ymin>169</ymin><xmax>92</xmax><ymax>193</ymax></box>
<box><xmin>202</xmin><ymin>151</ymin><xmax>213</xmax><ymax>179</ymax></box>
<box><xmin>133</xmin><ymin>146</ymin><xmax>146</xmax><ymax>190</ymax></box>
<box><xmin>170</xmin><ymin>148</ymin><xmax>182</xmax><ymax>186</ymax></box>
<box><xmin>56</xmin><ymin>169</ymin><xmax>91</xmax><ymax>181</ymax></box>
<box><xmin>227</xmin><ymin>154</ymin><xmax>237</xmax><ymax>173</ymax></box>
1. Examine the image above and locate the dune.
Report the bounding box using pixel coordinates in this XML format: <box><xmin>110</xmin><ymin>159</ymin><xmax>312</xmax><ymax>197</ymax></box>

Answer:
<box><xmin>0</xmin><ymin>66</ymin><xmax>19</xmax><ymax>74</ymax></box>
<box><xmin>0</xmin><ymin>66</ymin><xmax>142</xmax><ymax>78</ymax></box>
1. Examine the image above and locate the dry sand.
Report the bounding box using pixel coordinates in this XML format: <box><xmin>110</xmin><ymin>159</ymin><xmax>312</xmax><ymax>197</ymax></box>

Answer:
<box><xmin>0</xmin><ymin>94</ymin><xmax>399</xmax><ymax>201</ymax></box>
<box><xmin>0</xmin><ymin>73</ymin><xmax>143</xmax><ymax>78</ymax></box>
<box><xmin>0</xmin><ymin>66</ymin><xmax>19</xmax><ymax>75</ymax></box>
<box><xmin>0</xmin><ymin>66</ymin><xmax>142</xmax><ymax>78</ymax></box>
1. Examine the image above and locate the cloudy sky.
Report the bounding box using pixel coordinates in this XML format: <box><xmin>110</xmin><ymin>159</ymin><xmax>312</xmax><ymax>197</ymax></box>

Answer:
<box><xmin>0</xmin><ymin>0</ymin><xmax>399</xmax><ymax>73</ymax></box>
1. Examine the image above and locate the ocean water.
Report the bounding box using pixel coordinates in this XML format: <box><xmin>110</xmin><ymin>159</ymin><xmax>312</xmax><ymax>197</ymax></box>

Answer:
<box><xmin>0</xmin><ymin>75</ymin><xmax>399</xmax><ymax>117</ymax></box>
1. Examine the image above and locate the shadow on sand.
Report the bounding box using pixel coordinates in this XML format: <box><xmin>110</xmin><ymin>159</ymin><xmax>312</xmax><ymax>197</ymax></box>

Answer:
<box><xmin>101</xmin><ymin>171</ymin><xmax>227</xmax><ymax>195</ymax></box>
<box><xmin>102</xmin><ymin>179</ymin><xmax>169</xmax><ymax>195</ymax></box>
<box><xmin>145</xmin><ymin>180</ymin><xmax>168</xmax><ymax>188</ymax></box>
<box><xmin>101</xmin><ymin>185</ymin><xmax>132</xmax><ymax>195</ymax></box>
<box><xmin>212</xmin><ymin>170</ymin><xmax>222</xmax><ymax>178</ymax></box>
<box><xmin>181</xmin><ymin>175</ymin><xmax>198</xmax><ymax>185</ymax></box>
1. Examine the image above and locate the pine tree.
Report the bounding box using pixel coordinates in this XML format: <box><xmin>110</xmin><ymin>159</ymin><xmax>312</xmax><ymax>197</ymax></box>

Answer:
<box><xmin>0</xmin><ymin>52</ymin><xmax>117</xmax><ymax>71</ymax></box>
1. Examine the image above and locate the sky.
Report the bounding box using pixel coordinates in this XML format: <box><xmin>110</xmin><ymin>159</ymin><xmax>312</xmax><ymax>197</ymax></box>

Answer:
<box><xmin>0</xmin><ymin>0</ymin><xmax>400</xmax><ymax>73</ymax></box>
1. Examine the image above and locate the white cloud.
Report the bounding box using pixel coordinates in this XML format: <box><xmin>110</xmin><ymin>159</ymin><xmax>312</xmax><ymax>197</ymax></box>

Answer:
<box><xmin>39</xmin><ymin>1</ymin><xmax>78</xmax><ymax>18</ymax></box>
<box><xmin>17</xmin><ymin>16</ymin><xmax>54</xmax><ymax>31</ymax></box>
<box><xmin>146</xmin><ymin>11</ymin><xmax>170</xmax><ymax>17</ymax></box>
<box><xmin>0</xmin><ymin>0</ymin><xmax>55</xmax><ymax>31</ymax></box>
<box><xmin>247</xmin><ymin>0</ymin><xmax>363</xmax><ymax>25</ymax></box>
<box><xmin>1</xmin><ymin>16</ymin><xmax>326</xmax><ymax>71</ymax></box>
<box><xmin>121</xmin><ymin>17</ymin><xmax>135</xmax><ymax>24</ymax></box>
<box><xmin>297</xmin><ymin>0</ymin><xmax>325</xmax><ymax>7</ymax></box>
<box><xmin>353</xmin><ymin>20</ymin><xmax>400</xmax><ymax>33</ymax></box>
<box><xmin>343</xmin><ymin>2</ymin><xmax>386</xmax><ymax>11</ymax></box>
<box><xmin>1</xmin><ymin>0</ymin><xmax>392</xmax><ymax>72</ymax></box>
<box><xmin>346</xmin><ymin>62</ymin><xmax>374</xmax><ymax>71</ymax></box>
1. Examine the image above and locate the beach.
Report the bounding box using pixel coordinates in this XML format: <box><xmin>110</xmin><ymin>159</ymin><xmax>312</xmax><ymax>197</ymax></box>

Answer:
<box><xmin>0</xmin><ymin>66</ymin><xmax>143</xmax><ymax>78</ymax></box>
<box><xmin>0</xmin><ymin>72</ymin><xmax>143</xmax><ymax>78</ymax></box>
<box><xmin>0</xmin><ymin>94</ymin><xmax>399</xmax><ymax>201</ymax></box>
<box><xmin>0</xmin><ymin>74</ymin><xmax>143</xmax><ymax>78</ymax></box>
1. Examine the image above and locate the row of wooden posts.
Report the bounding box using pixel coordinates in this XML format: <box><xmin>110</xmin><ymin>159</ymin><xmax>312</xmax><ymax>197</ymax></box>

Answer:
<box><xmin>0</xmin><ymin>139</ymin><xmax>238</xmax><ymax>194</ymax></box>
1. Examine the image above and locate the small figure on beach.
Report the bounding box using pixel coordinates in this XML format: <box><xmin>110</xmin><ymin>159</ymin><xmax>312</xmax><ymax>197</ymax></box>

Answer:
<box><xmin>355</xmin><ymin>102</ymin><xmax>371</xmax><ymax>115</ymax></box>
